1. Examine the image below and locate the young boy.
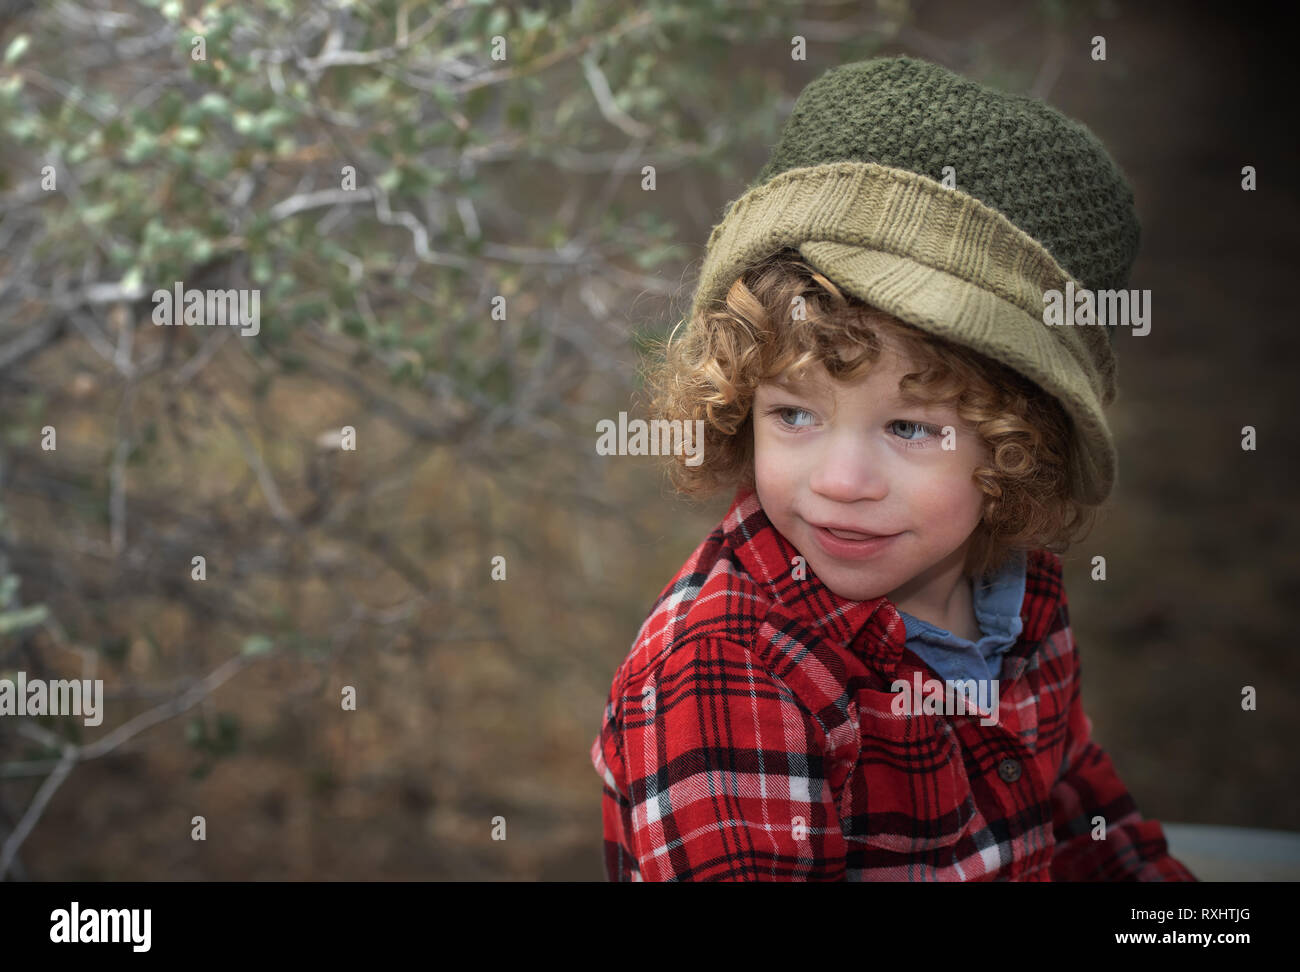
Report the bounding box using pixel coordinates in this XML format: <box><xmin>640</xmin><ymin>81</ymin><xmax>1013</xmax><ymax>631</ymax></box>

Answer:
<box><xmin>590</xmin><ymin>55</ymin><xmax>1196</xmax><ymax>881</ymax></box>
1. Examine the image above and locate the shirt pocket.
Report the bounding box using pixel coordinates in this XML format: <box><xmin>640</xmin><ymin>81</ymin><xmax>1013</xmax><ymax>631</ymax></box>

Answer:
<box><xmin>840</xmin><ymin>687</ymin><xmax>977</xmax><ymax>859</ymax></box>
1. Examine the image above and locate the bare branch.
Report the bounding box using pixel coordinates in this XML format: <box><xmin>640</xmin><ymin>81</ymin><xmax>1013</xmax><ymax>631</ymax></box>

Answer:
<box><xmin>580</xmin><ymin>51</ymin><xmax>653</xmax><ymax>139</ymax></box>
<box><xmin>290</xmin><ymin>2</ymin><xmax>457</xmax><ymax>74</ymax></box>
<box><xmin>269</xmin><ymin>186</ymin><xmax>374</xmax><ymax>222</ymax></box>
<box><xmin>209</xmin><ymin>392</ymin><xmax>302</xmax><ymax>531</ymax></box>
<box><xmin>0</xmin><ymin>649</ymin><xmax>257</xmax><ymax>879</ymax></box>
<box><xmin>0</xmin><ymin>742</ymin><xmax>77</xmax><ymax>879</ymax></box>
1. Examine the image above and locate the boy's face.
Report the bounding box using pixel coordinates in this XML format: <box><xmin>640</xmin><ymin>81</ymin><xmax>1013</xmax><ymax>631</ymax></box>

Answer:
<box><xmin>752</xmin><ymin>338</ymin><xmax>989</xmax><ymax>614</ymax></box>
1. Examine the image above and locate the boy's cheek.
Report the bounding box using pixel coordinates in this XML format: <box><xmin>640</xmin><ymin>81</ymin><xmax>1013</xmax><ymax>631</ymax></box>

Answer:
<box><xmin>752</xmin><ymin>452</ymin><xmax>788</xmax><ymax>515</ymax></box>
<box><xmin>752</xmin><ymin>445</ymin><xmax>791</xmax><ymax>500</ymax></box>
<box><xmin>753</xmin><ymin>421</ymin><xmax>793</xmax><ymax>475</ymax></box>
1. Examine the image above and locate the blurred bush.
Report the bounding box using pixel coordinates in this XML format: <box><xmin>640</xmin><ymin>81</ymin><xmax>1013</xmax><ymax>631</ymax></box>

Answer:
<box><xmin>0</xmin><ymin>0</ymin><xmax>902</xmax><ymax>879</ymax></box>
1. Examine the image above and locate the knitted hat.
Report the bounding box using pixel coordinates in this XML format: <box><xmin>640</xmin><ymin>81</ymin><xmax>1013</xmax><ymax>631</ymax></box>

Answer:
<box><xmin>689</xmin><ymin>55</ymin><xmax>1140</xmax><ymax>505</ymax></box>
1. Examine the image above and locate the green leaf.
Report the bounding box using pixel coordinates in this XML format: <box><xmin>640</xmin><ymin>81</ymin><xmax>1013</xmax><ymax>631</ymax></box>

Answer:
<box><xmin>122</xmin><ymin>129</ymin><xmax>159</xmax><ymax>164</ymax></box>
<box><xmin>4</xmin><ymin>35</ymin><xmax>30</xmax><ymax>66</ymax></box>
<box><xmin>197</xmin><ymin>150</ymin><xmax>231</xmax><ymax>179</ymax></box>
<box><xmin>6</xmin><ymin>114</ymin><xmax>40</xmax><ymax>141</ymax></box>
<box><xmin>0</xmin><ymin>603</ymin><xmax>47</xmax><ymax>635</ymax></box>
<box><xmin>520</xmin><ymin>9</ymin><xmax>548</xmax><ymax>32</ymax></box>
<box><xmin>196</xmin><ymin>92</ymin><xmax>229</xmax><ymax>116</ymax></box>
<box><xmin>242</xmin><ymin>634</ymin><xmax>273</xmax><ymax>656</ymax></box>
<box><xmin>255</xmin><ymin>107</ymin><xmax>294</xmax><ymax>134</ymax></box>
<box><xmin>251</xmin><ymin>254</ymin><xmax>273</xmax><ymax>284</ymax></box>
<box><xmin>81</xmin><ymin>202</ymin><xmax>117</xmax><ymax>224</ymax></box>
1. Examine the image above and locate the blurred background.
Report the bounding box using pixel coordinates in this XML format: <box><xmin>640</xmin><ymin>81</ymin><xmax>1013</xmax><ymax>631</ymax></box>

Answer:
<box><xmin>0</xmin><ymin>0</ymin><xmax>1295</xmax><ymax>881</ymax></box>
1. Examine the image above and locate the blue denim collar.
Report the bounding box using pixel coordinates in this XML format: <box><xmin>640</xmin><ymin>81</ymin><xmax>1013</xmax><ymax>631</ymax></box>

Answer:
<box><xmin>898</xmin><ymin>547</ymin><xmax>1027</xmax><ymax>655</ymax></box>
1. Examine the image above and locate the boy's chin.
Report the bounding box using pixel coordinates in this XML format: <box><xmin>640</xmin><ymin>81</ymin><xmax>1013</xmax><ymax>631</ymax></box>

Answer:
<box><xmin>809</xmin><ymin>563</ymin><xmax>891</xmax><ymax>603</ymax></box>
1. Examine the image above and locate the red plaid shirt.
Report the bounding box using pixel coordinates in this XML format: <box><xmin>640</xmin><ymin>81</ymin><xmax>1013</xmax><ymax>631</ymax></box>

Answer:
<box><xmin>591</xmin><ymin>487</ymin><xmax>1196</xmax><ymax>881</ymax></box>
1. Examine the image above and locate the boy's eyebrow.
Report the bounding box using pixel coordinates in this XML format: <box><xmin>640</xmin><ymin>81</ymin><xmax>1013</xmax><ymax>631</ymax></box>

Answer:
<box><xmin>764</xmin><ymin>374</ymin><xmax>823</xmax><ymax>395</ymax></box>
<box><xmin>889</xmin><ymin>397</ymin><xmax>956</xmax><ymax>416</ymax></box>
<box><xmin>884</xmin><ymin>384</ymin><xmax>955</xmax><ymax>410</ymax></box>
<box><xmin>885</xmin><ymin>390</ymin><xmax>941</xmax><ymax>408</ymax></box>
<box><xmin>762</xmin><ymin>376</ymin><xmax>956</xmax><ymax>412</ymax></box>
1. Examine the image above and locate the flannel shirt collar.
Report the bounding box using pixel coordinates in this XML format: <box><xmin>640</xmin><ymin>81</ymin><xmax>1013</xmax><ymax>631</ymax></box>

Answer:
<box><xmin>722</xmin><ymin>486</ymin><xmax>1057</xmax><ymax>684</ymax></box>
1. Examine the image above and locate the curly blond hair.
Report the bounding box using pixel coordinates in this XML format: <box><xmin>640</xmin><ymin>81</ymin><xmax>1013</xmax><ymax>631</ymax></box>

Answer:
<box><xmin>641</xmin><ymin>248</ymin><xmax>1101</xmax><ymax>579</ymax></box>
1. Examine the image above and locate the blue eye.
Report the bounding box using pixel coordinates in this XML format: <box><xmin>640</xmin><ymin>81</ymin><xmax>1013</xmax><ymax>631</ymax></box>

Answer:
<box><xmin>891</xmin><ymin>420</ymin><xmax>940</xmax><ymax>446</ymax></box>
<box><xmin>776</xmin><ymin>407</ymin><xmax>815</xmax><ymax>428</ymax></box>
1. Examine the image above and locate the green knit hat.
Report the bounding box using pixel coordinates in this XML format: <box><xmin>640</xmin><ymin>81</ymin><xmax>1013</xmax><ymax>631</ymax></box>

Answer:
<box><xmin>690</xmin><ymin>55</ymin><xmax>1139</xmax><ymax>505</ymax></box>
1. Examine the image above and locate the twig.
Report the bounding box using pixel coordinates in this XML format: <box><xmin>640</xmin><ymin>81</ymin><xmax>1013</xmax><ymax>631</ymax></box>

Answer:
<box><xmin>209</xmin><ymin>394</ymin><xmax>301</xmax><ymax>531</ymax></box>
<box><xmin>0</xmin><ymin>651</ymin><xmax>257</xmax><ymax>879</ymax></box>
<box><xmin>269</xmin><ymin>186</ymin><xmax>374</xmax><ymax>221</ymax></box>
<box><xmin>580</xmin><ymin>51</ymin><xmax>652</xmax><ymax>139</ymax></box>
<box><xmin>0</xmin><ymin>744</ymin><xmax>77</xmax><ymax>879</ymax></box>
<box><xmin>292</xmin><ymin>3</ymin><xmax>455</xmax><ymax>74</ymax></box>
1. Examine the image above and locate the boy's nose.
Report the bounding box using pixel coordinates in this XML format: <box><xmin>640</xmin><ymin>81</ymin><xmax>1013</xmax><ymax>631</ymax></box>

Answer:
<box><xmin>807</xmin><ymin>439</ymin><xmax>888</xmax><ymax>503</ymax></box>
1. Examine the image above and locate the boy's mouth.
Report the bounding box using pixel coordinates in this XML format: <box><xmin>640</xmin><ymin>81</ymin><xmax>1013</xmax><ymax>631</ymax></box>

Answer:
<box><xmin>825</xmin><ymin>527</ymin><xmax>878</xmax><ymax>540</ymax></box>
<box><xmin>814</xmin><ymin>523</ymin><xmax>892</xmax><ymax>540</ymax></box>
<box><xmin>808</xmin><ymin>522</ymin><xmax>901</xmax><ymax>560</ymax></box>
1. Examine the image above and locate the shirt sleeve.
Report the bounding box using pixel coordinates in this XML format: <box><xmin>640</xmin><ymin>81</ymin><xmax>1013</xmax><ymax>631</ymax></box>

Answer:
<box><xmin>1047</xmin><ymin>642</ymin><xmax>1197</xmax><ymax>881</ymax></box>
<box><xmin>598</xmin><ymin>636</ymin><xmax>848</xmax><ymax>881</ymax></box>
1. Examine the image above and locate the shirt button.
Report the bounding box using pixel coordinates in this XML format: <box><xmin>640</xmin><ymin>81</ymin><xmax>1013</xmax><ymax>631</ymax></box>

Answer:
<box><xmin>997</xmin><ymin>758</ymin><xmax>1022</xmax><ymax>783</ymax></box>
